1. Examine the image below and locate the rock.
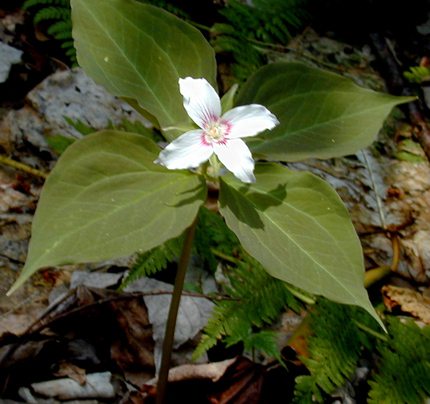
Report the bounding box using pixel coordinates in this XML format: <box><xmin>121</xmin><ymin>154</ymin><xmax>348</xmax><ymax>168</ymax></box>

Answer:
<box><xmin>70</xmin><ymin>270</ymin><xmax>122</xmax><ymax>290</ymax></box>
<box><xmin>0</xmin><ymin>68</ymin><xmax>152</xmax><ymax>157</ymax></box>
<box><xmin>0</xmin><ymin>41</ymin><xmax>22</xmax><ymax>83</ymax></box>
<box><xmin>30</xmin><ymin>372</ymin><xmax>116</xmax><ymax>400</ymax></box>
<box><xmin>26</xmin><ymin>68</ymin><xmax>151</xmax><ymax>140</ymax></box>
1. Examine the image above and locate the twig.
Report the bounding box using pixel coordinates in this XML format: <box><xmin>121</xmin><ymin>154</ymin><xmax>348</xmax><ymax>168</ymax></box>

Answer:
<box><xmin>25</xmin><ymin>287</ymin><xmax>219</xmax><ymax>335</ymax></box>
<box><xmin>0</xmin><ymin>155</ymin><xmax>48</xmax><ymax>179</ymax></box>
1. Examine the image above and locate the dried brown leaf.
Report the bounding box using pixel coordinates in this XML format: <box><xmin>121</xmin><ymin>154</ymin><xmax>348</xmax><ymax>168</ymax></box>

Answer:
<box><xmin>382</xmin><ymin>284</ymin><xmax>430</xmax><ymax>323</ymax></box>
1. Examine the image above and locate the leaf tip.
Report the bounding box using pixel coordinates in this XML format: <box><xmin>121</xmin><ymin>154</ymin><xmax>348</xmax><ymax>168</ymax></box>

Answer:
<box><xmin>363</xmin><ymin>300</ymin><xmax>387</xmax><ymax>332</ymax></box>
<box><xmin>6</xmin><ymin>265</ymin><xmax>34</xmax><ymax>296</ymax></box>
<box><xmin>6</xmin><ymin>277</ymin><xmax>24</xmax><ymax>296</ymax></box>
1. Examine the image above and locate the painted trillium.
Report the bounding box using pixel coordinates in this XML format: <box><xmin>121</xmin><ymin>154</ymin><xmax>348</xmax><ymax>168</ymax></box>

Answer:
<box><xmin>155</xmin><ymin>77</ymin><xmax>279</xmax><ymax>183</ymax></box>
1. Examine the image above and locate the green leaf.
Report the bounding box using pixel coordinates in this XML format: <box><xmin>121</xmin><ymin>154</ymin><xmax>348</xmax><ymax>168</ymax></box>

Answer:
<box><xmin>237</xmin><ymin>62</ymin><xmax>414</xmax><ymax>162</ymax></box>
<box><xmin>221</xmin><ymin>83</ymin><xmax>239</xmax><ymax>114</ymax></box>
<box><xmin>70</xmin><ymin>0</ymin><xmax>217</xmax><ymax>139</ymax></box>
<box><xmin>8</xmin><ymin>130</ymin><xmax>206</xmax><ymax>294</ymax></box>
<box><xmin>219</xmin><ymin>163</ymin><xmax>382</xmax><ymax>326</ymax></box>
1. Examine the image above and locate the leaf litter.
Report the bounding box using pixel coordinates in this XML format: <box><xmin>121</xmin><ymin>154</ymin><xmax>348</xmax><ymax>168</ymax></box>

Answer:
<box><xmin>0</xmin><ymin>4</ymin><xmax>430</xmax><ymax>403</ymax></box>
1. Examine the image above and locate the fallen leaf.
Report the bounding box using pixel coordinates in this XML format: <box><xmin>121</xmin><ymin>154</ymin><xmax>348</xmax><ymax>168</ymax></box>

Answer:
<box><xmin>382</xmin><ymin>284</ymin><xmax>430</xmax><ymax>324</ymax></box>
<box><xmin>31</xmin><ymin>371</ymin><xmax>115</xmax><ymax>400</ymax></box>
<box><xmin>110</xmin><ymin>296</ymin><xmax>155</xmax><ymax>373</ymax></box>
<box><xmin>125</xmin><ymin>278</ymin><xmax>214</xmax><ymax>371</ymax></box>
<box><xmin>142</xmin><ymin>357</ymin><xmax>266</xmax><ymax>404</ymax></box>
<box><xmin>53</xmin><ymin>361</ymin><xmax>86</xmax><ymax>385</ymax></box>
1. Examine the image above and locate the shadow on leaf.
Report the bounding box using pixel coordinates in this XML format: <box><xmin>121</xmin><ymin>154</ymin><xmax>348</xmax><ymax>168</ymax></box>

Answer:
<box><xmin>220</xmin><ymin>180</ymin><xmax>286</xmax><ymax>229</ymax></box>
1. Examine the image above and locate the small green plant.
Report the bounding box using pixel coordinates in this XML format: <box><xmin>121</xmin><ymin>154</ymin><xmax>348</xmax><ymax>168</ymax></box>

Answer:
<box><xmin>213</xmin><ymin>0</ymin><xmax>308</xmax><ymax>80</ymax></box>
<box><xmin>293</xmin><ymin>302</ymin><xmax>430</xmax><ymax>403</ymax></box>
<box><xmin>121</xmin><ymin>237</ymin><xmax>183</xmax><ymax>287</ymax></box>
<box><xmin>23</xmin><ymin>0</ymin><xmax>76</xmax><ymax>64</ymax></box>
<box><xmin>294</xmin><ymin>300</ymin><xmax>376</xmax><ymax>402</ymax></box>
<box><xmin>368</xmin><ymin>317</ymin><xmax>430</xmax><ymax>403</ymax></box>
<box><xmin>404</xmin><ymin>65</ymin><xmax>430</xmax><ymax>83</ymax></box>
<box><xmin>194</xmin><ymin>251</ymin><xmax>303</xmax><ymax>362</ymax></box>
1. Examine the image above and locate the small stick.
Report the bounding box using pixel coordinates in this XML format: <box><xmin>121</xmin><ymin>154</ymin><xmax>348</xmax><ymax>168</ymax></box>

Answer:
<box><xmin>0</xmin><ymin>155</ymin><xmax>48</xmax><ymax>179</ymax></box>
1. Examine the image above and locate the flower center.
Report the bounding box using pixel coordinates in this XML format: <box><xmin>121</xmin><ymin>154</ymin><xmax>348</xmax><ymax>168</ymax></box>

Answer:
<box><xmin>203</xmin><ymin>120</ymin><xmax>230</xmax><ymax>145</ymax></box>
<box><xmin>208</xmin><ymin>124</ymin><xmax>223</xmax><ymax>140</ymax></box>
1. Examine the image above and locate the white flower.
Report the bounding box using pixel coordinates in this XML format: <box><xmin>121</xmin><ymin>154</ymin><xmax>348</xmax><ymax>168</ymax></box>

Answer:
<box><xmin>155</xmin><ymin>77</ymin><xmax>279</xmax><ymax>183</ymax></box>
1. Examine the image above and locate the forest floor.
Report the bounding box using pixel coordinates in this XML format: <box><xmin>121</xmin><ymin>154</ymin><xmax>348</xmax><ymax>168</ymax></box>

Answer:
<box><xmin>1</xmin><ymin>1</ymin><xmax>430</xmax><ymax>403</ymax></box>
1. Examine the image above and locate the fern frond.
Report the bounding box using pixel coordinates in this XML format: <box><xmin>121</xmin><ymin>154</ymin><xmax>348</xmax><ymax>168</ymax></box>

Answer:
<box><xmin>194</xmin><ymin>254</ymin><xmax>303</xmax><ymax>360</ymax></box>
<box><xmin>404</xmin><ymin>65</ymin><xmax>430</xmax><ymax>83</ymax></box>
<box><xmin>121</xmin><ymin>236</ymin><xmax>183</xmax><ymax>289</ymax></box>
<box><xmin>239</xmin><ymin>330</ymin><xmax>283</xmax><ymax>363</ymax></box>
<box><xmin>23</xmin><ymin>0</ymin><xmax>76</xmax><ymax>64</ymax></box>
<box><xmin>23</xmin><ymin>0</ymin><xmax>68</xmax><ymax>9</ymax></box>
<box><xmin>293</xmin><ymin>300</ymin><xmax>374</xmax><ymax>403</ymax></box>
<box><xmin>194</xmin><ymin>207</ymin><xmax>240</xmax><ymax>273</ymax></box>
<box><xmin>214</xmin><ymin>0</ymin><xmax>308</xmax><ymax>81</ymax></box>
<box><xmin>48</xmin><ymin>20</ymin><xmax>72</xmax><ymax>38</ymax></box>
<box><xmin>60</xmin><ymin>40</ymin><xmax>74</xmax><ymax>49</ymax></box>
<box><xmin>34</xmin><ymin>7</ymin><xmax>70</xmax><ymax>24</ymax></box>
<box><xmin>368</xmin><ymin>317</ymin><xmax>430</xmax><ymax>404</ymax></box>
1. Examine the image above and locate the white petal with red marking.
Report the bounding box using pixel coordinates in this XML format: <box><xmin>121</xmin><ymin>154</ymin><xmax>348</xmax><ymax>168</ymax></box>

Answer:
<box><xmin>222</xmin><ymin>104</ymin><xmax>279</xmax><ymax>138</ymax></box>
<box><xmin>179</xmin><ymin>77</ymin><xmax>221</xmax><ymax>129</ymax></box>
<box><xmin>155</xmin><ymin>130</ymin><xmax>213</xmax><ymax>169</ymax></box>
<box><xmin>214</xmin><ymin>138</ymin><xmax>255</xmax><ymax>183</ymax></box>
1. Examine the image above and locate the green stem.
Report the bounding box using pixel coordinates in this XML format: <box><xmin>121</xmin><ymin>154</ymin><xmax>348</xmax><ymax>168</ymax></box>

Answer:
<box><xmin>156</xmin><ymin>217</ymin><xmax>198</xmax><ymax>404</ymax></box>
<box><xmin>354</xmin><ymin>320</ymin><xmax>389</xmax><ymax>342</ymax></box>
<box><xmin>285</xmin><ymin>285</ymin><xmax>316</xmax><ymax>305</ymax></box>
<box><xmin>0</xmin><ymin>155</ymin><xmax>48</xmax><ymax>178</ymax></box>
<box><xmin>210</xmin><ymin>248</ymin><xmax>240</xmax><ymax>265</ymax></box>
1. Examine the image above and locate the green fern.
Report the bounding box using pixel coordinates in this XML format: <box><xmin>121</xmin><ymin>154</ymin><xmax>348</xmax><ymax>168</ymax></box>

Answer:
<box><xmin>194</xmin><ymin>253</ymin><xmax>303</xmax><ymax>362</ymax></box>
<box><xmin>23</xmin><ymin>0</ymin><xmax>76</xmax><ymax>65</ymax></box>
<box><xmin>121</xmin><ymin>236</ymin><xmax>183</xmax><ymax>289</ymax></box>
<box><xmin>23</xmin><ymin>0</ymin><xmax>68</xmax><ymax>7</ymax></box>
<box><xmin>23</xmin><ymin>0</ymin><xmax>191</xmax><ymax>67</ymax></box>
<box><xmin>293</xmin><ymin>300</ymin><xmax>376</xmax><ymax>403</ymax></box>
<box><xmin>194</xmin><ymin>207</ymin><xmax>240</xmax><ymax>273</ymax></box>
<box><xmin>121</xmin><ymin>207</ymin><xmax>238</xmax><ymax>288</ymax></box>
<box><xmin>213</xmin><ymin>0</ymin><xmax>308</xmax><ymax>81</ymax></box>
<box><xmin>33</xmin><ymin>6</ymin><xmax>70</xmax><ymax>24</ymax></box>
<box><xmin>404</xmin><ymin>65</ymin><xmax>430</xmax><ymax>83</ymax></box>
<box><xmin>48</xmin><ymin>20</ymin><xmax>73</xmax><ymax>40</ymax></box>
<box><xmin>368</xmin><ymin>317</ymin><xmax>430</xmax><ymax>404</ymax></box>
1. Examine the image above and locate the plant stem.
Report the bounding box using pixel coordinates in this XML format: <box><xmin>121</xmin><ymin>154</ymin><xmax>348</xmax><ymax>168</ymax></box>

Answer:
<box><xmin>0</xmin><ymin>155</ymin><xmax>48</xmax><ymax>178</ymax></box>
<box><xmin>364</xmin><ymin>234</ymin><xmax>400</xmax><ymax>288</ymax></box>
<box><xmin>156</xmin><ymin>217</ymin><xmax>198</xmax><ymax>404</ymax></box>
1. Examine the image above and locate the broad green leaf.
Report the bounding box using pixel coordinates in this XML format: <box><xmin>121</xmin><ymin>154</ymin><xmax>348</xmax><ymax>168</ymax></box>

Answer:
<box><xmin>237</xmin><ymin>62</ymin><xmax>414</xmax><ymax>162</ymax></box>
<box><xmin>8</xmin><ymin>131</ymin><xmax>206</xmax><ymax>294</ymax></box>
<box><xmin>219</xmin><ymin>163</ymin><xmax>382</xmax><ymax>326</ymax></box>
<box><xmin>70</xmin><ymin>0</ymin><xmax>217</xmax><ymax>140</ymax></box>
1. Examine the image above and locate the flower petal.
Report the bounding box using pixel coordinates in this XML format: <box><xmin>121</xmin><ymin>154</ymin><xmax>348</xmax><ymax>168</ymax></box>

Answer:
<box><xmin>155</xmin><ymin>130</ymin><xmax>213</xmax><ymax>169</ymax></box>
<box><xmin>222</xmin><ymin>104</ymin><xmax>279</xmax><ymax>138</ymax></box>
<box><xmin>214</xmin><ymin>138</ymin><xmax>255</xmax><ymax>183</ymax></box>
<box><xmin>179</xmin><ymin>77</ymin><xmax>221</xmax><ymax>128</ymax></box>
